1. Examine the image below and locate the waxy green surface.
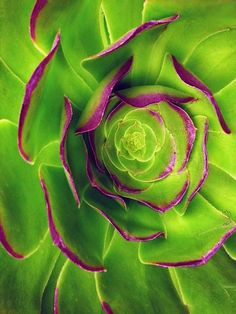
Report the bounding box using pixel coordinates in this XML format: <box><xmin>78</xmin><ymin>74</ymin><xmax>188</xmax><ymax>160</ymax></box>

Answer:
<box><xmin>1</xmin><ymin>0</ymin><xmax>236</xmax><ymax>313</ymax></box>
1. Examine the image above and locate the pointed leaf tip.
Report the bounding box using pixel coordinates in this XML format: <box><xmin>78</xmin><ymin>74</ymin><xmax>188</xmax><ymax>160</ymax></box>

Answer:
<box><xmin>60</xmin><ymin>97</ymin><xmax>80</xmax><ymax>207</ymax></box>
<box><xmin>172</xmin><ymin>55</ymin><xmax>231</xmax><ymax>134</ymax></box>
<box><xmin>30</xmin><ymin>0</ymin><xmax>48</xmax><ymax>41</ymax></box>
<box><xmin>18</xmin><ymin>32</ymin><xmax>60</xmax><ymax>163</ymax></box>
<box><xmin>76</xmin><ymin>58</ymin><xmax>133</xmax><ymax>134</ymax></box>
<box><xmin>0</xmin><ymin>224</ymin><xmax>24</xmax><ymax>259</ymax></box>
<box><xmin>40</xmin><ymin>178</ymin><xmax>106</xmax><ymax>273</ymax></box>
<box><xmin>86</xmin><ymin>15</ymin><xmax>179</xmax><ymax>60</ymax></box>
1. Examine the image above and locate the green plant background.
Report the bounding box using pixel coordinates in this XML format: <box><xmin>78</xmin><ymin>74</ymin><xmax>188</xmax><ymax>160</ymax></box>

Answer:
<box><xmin>0</xmin><ymin>0</ymin><xmax>236</xmax><ymax>313</ymax></box>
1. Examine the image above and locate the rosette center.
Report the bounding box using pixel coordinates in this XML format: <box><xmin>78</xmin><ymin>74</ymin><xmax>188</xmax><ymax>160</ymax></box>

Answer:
<box><xmin>122</xmin><ymin>130</ymin><xmax>145</xmax><ymax>154</ymax></box>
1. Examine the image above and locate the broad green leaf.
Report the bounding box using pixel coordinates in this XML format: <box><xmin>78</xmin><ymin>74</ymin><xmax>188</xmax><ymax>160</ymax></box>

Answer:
<box><xmin>0</xmin><ymin>120</ymin><xmax>47</xmax><ymax>257</ymax></box>
<box><xmin>0</xmin><ymin>232</ymin><xmax>60</xmax><ymax>314</ymax></box>
<box><xmin>31</xmin><ymin>0</ymin><xmax>104</xmax><ymax>86</ymax></box>
<box><xmin>175</xmin><ymin>116</ymin><xmax>208</xmax><ymax>214</ymax></box>
<box><xmin>0</xmin><ymin>0</ymin><xmax>43</xmax><ymax>82</ymax></box>
<box><xmin>18</xmin><ymin>36</ymin><xmax>91</xmax><ymax>162</ymax></box>
<box><xmin>116</xmin><ymin>85</ymin><xmax>194</xmax><ymax>106</ymax></box>
<box><xmin>185</xmin><ymin>28</ymin><xmax>236</xmax><ymax>94</ymax></box>
<box><xmin>96</xmin><ymin>232</ymin><xmax>187</xmax><ymax>314</ymax></box>
<box><xmin>224</xmin><ymin>234</ymin><xmax>236</xmax><ymax>261</ymax></box>
<box><xmin>0</xmin><ymin>59</ymin><xmax>24</xmax><ymax>123</ymax></box>
<box><xmin>200</xmin><ymin>164</ymin><xmax>236</xmax><ymax>222</ymax></box>
<box><xmin>214</xmin><ymin>79</ymin><xmax>236</xmax><ymax>133</ymax></box>
<box><xmin>84</xmin><ymin>187</ymin><xmax>165</xmax><ymax>241</ymax></box>
<box><xmin>102</xmin><ymin>0</ymin><xmax>144</xmax><ymax>41</ymax></box>
<box><xmin>55</xmin><ymin>260</ymin><xmax>102</xmax><ymax>314</ymax></box>
<box><xmin>207</xmin><ymin>131</ymin><xmax>236</xmax><ymax>179</ymax></box>
<box><xmin>41</xmin><ymin>253</ymin><xmax>66</xmax><ymax>314</ymax></box>
<box><xmin>174</xmin><ymin>248</ymin><xmax>236</xmax><ymax>314</ymax></box>
<box><xmin>118</xmin><ymin>170</ymin><xmax>189</xmax><ymax>212</ymax></box>
<box><xmin>76</xmin><ymin>59</ymin><xmax>132</xmax><ymax>134</ymax></box>
<box><xmin>83</xmin><ymin>16</ymin><xmax>178</xmax><ymax>83</ymax></box>
<box><xmin>157</xmin><ymin>101</ymin><xmax>196</xmax><ymax>172</ymax></box>
<box><xmin>40</xmin><ymin>164</ymin><xmax>108</xmax><ymax>271</ymax></box>
<box><xmin>139</xmin><ymin>194</ymin><xmax>236</xmax><ymax>266</ymax></box>
<box><xmin>143</xmin><ymin>1</ymin><xmax>236</xmax><ymax>78</ymax></box>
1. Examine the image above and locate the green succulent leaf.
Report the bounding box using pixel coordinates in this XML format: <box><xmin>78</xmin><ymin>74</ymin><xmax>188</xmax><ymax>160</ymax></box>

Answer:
<box><xmin>174</xmin><ymin>248</ymin><xmax>236</xmax><ymax>313</ymax></box>
<box><xmin>83</xmin><ymin>15</ymin><xmax>179</xmax><ymax>81</ymax></box>
<box><xmin>139</xmin><ymin>194</ymin><xmax>236</xmax><ymax>266</ymax></box>
<box><xmin>0</xmin><ymin>120</ymin><xmax>47</xmax><ymax>257</ymax></box>
<box><xmin>0</xmin><ymin>233</ymin><xmax>60</xmax><ymax>314</ymax></box>
<box><xmin>40</xmin><ymin>253</ymin><xmax>66</xmax><ymax>314</ymax></box>
<box><xmin>117</xmin><ymin>170</ymin><xmax>189</xmax><ymax>212</ymax></box>
<box><xmin>18</xmin><ymin>35</ymin><xmax>91</xmax><ymax>163</ymax></box>
<box><xmin>102</xmin><ymin>0</ymin><xmax>144</xmax><ymax>41</ymax></box>
<box><xmin>224</xmin><ymin>234</ymin><xmax>236</xmax><ymax>261</ymax></box>
<box><xmin>0</xmin><ymin>59</ymin><xmax>24</xmax><ymax>124</ymax></box>
<box><xmin>76</xmin><ymin>58</ymin><xmax>132</xmax><ymax>134</ymax></box>
<box><xmin>1</xmin><ymin>0</ymin><xmax>236</xmax><ymax>313</ymax></box>
<box><xmin>175</xmin><ymin>115</ymin><xmax>208</xmax><ymax>214</ymax></box>
<box><xmin>39</xmin><ymin>164</ymin><xmax>108</xmax><ymax>272</ymax></box>
<box><xmin>54</xmin><ymin>260</ymin><xmax>102</xmax><ymax>314</ymax></box>
<box><xmin>96</xmin><ymin>231</ymin><xmax>187</xmax><ymax>314</ymax></box>
<box><xmin>200</xmin><ymin>164</ymin><xmax>236</xmax><ymax>222</ymax></box>
<box><xmin>84</xmin><ymin>186</ymin><xmax>165</xmax><ymax>241</ymax></box>
<box><xmin>1</xmin><ymin>0</ymin><xmax>43</xmax><ymax>82</ymax></box>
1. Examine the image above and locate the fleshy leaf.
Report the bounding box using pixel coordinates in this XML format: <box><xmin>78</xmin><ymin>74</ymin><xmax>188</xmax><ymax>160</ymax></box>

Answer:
<box><xmin>200</xmin><ymin>164</ymin><xmax>236</xmax><ymax>222</ymax></box>
<box><xmin>139</xmin><ymin>194</ymin><xmax>236</xmax><ymax>266</ymax></box>
<box><xmin>84</xmin><ymin>186</ymin><xmax>165</xmax><ymax>242</ymax></box>
<box><xmin>40</xmin><ymin>165</ymin><xmax>108</xmax><ymax>272</ymax></box>
<box><xmin>102</xmin><ymin>0</ymin><xmax>144</xmax><ymax>41</ymax></box>
<box><xmin>143</xmin><ymin>1</ymin><xmax>236</xmax><ymax>85</ymax></box>
<box><xmin>54</xmin><ymin>260</ymin><xmax>102</xmax><ymax>314</ymax></box>
<box><xmin>0</xmin><ymin>120</ymin><xmax>47</xmax><ymax>257</ymax></box>
<box><xmin>131</xmin><ymin>130</ymin><xmax>176</xmax><ymax>182</ymax></box>
<box><xmin>157</xmin><ymin>101</ymin><xmax>196</xmax><ymax>172</ymax></box>
<box><xmin>175</xmin><ymin>116</ymin><xmax>208</xmax><ymax>214</ymax></box>
<box><xmin>224</xmin><ymin>234</ymin><xmax>236</xmax><ymax>261</ymax></box>
<box><xmin>86</xmin><ymin>150</ymin><xmax>126</xmax><ymax>207</ymax></box>
<box><xmin>60</xmin><ymin>97</ymin><xmax>80</xmax><ymax>206</ymax></box>
<box><xmin>30</xmin><ymin>0</ymin><xmax>103</xmax><ymax>87</ymax></box>
<box><xmin>0</xmin><ymin>232</ymin><xmax>60</xmax><ymax>314</ymax></box>
<box><xmin>116</xmin><ymin>85</ymin><xmax>195</xmax><ymax>107</ymax></box>
<box><xmin>117</xmin><ymin>171</ymin><xmax>189</xmax><ymax>212</ymax></box>
<box><xmin>83</xmin><ymin>15</ymin><xmax>179</xmax><ymax>81</ymax></box>
<box><xmin>207</xmin><ymin>131</ymin><xmax>236</xmax><ymax>179</ymax></box>
<box><xmin>96</xmin><ymin>232</ymin><xmax>186</xmax><ymax>314</ymax></box>
<box><xmin>174</xmin><ymin>248</ymin><xmax>236</xmax><ymax>313</ymax></box>
<box><xmin>102</xmin><ymin>146</ymin><xmax>150</xmax><ymax>193</ymax></box>
<box><xmin>76</xmin><ymin>58</ymin><xmax>132</xmax><ymax>133</ymax></box>
<box><xmin>184</xmin><ymin>27</ymin><xmax>236</xmax><ymax>94</ymax></box>
<box><xmin>172</xmin><ymin>56</ymin><xmax>231</xmax><ymax>134</ymax></box>
<box><xmin>18</xmin><ymin>33</ymin><xmax>92</xmax><ymax>162</ymax></box>
<box><xmin>0</xmin><ymin>59</ymin><xmax>24</xmax><ymax>123</ymax></box>
<box><xmin>41</xmin><ymin>253</ymin><xmax>66</xmax><ymax>314</ymax></box>
<box><xmin>214</xmin><ymin>79</ymin><xmax>236</xmax><ymax>133</ymax></box>
<box><xmin>1</xmin><ymin>0</ymin><xmax>43</xmax><ymax>82</ymax></box>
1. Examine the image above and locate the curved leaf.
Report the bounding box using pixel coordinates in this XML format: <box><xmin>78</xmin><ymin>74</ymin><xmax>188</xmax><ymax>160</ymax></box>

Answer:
<box><xmin>96</xmin><ymin>232</ymin><xmax>186</xmax><ymax>314</ymax></box>
<box><xmin>0</xmin><ymin>120</ymin><xmax>47</xmax><ymax>257</ymax></box>
<box><xmin>84</xmin><ymin>186</ymin><xmax>165</xmax><ymax>242</ymax></box>
<box><xmin>39</xmin><ymin>165</ymin><xmax>108</xmax><ymax>272</ymax></box>
<box><xmin>139</xmin><ymin>194</ymin><xmax>236</xmax><ymax>266</ymax></box>
<box><xmin>174</xmin><ymin>248</ymin><xmax>236</xmax><ymax>313</ymax></box>
<box><xmin>54</xmin><ymin>260</ymin><xmax>102</xmax><ymax>314</ymax></box>
<box><xmin>0</xmin><ymin>233</ymin><xmax>59</xmax><ymax>314</ymax></box>
<box><xmin>18</xmin><ymin>34</ymin><xmax>92</xmax><ymax>162</ymax></box>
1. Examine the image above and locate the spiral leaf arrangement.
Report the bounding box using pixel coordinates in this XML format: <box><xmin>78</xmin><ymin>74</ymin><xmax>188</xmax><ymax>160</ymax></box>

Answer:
<box><xmin>1</xmin><ymin>1</ymin><xmax>236</xmax><ymax>313</ymax></box>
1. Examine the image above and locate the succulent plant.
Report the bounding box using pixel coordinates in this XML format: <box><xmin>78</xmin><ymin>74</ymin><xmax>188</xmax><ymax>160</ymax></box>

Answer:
<box><xmin>1</xmin><ymin>0</ymin><xmax>236</xmax><ymax>313</ymax></box>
